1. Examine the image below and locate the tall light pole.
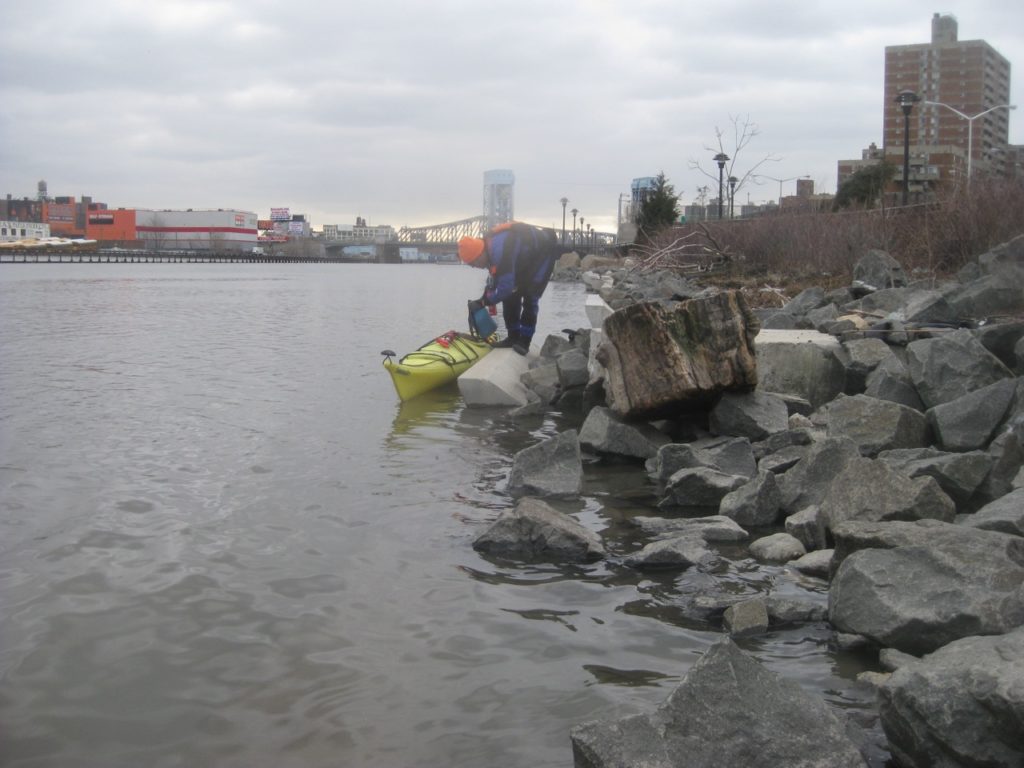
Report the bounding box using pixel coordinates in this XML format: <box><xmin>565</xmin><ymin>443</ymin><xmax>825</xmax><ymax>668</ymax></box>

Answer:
<box><xmin>714</xmin><ymin>153</ymin><xmax>729</xmax><ymax>220</ymax></box>
<box><xmin>896</xmin><ymin>89</ymin><xmax>920</xmax><ymax>205</ymax></box>
<box><xmin>570</xmin><ymin>208</ymin><xmax>578</xmax><ymax>248</ymax></box>
<box><xmin>756</xmin><ymin>175</ymin><xmax>809</xmax><ymax>207</ymax></box>
<box><xmin>922</xmin><ymin>100</ymin><xmax>1017</xmax><ymax>184</ymax></box>
<box><xmin>579</xmin><ymin>216</ymin><xmax>585</xmax><ymax>252</ymax></box>
<box><xmin>728</xmin><ymin>176</ymin><xmax>738</xmax><ymax>219</ymax></box>
<box><xmin>559</xmin><ymin>197</ymin><xmax>568</xmax><ymax>245</ymax></box>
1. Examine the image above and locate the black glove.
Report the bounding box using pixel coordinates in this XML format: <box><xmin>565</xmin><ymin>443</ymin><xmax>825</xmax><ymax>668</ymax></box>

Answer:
<box><xmin>468</xmin><ymin>299</ymin><xmax>485</xmax><ymax>313</ymax></box>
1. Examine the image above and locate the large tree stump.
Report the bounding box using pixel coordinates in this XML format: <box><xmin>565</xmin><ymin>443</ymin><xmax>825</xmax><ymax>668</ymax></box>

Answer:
<box><xmin>596</xmin><ymin>291</ymin><xmax>759</xmax><ymax>420</ymax></box>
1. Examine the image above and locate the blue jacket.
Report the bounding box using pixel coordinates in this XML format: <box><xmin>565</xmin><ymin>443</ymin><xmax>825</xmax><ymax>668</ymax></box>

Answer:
<box><xmin>482</xmin><ymin>223</ymin><xmax>559</xmax><ymax>305</ymax></box>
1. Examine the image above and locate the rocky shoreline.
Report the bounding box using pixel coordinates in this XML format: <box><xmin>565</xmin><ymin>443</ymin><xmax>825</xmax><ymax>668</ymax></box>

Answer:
<box><xmin>473</xmin><ymin>236</ymin><xmax>1024</xmax><ymax>767</ymax></box>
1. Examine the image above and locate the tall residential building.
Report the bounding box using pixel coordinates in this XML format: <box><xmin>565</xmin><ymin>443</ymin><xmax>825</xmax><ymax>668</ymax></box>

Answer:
<box><xmin>482</xmin><ymin>169</ymin><xmax>514</xmax><ymax>232</ymax></box>
<box><xmin>883</xmin><ymin>13</ymin><xmax>1013</xmax><ymax>186</ymax></box>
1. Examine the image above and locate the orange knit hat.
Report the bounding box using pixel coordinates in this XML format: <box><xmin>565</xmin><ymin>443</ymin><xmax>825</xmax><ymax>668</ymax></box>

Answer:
<box><xmin>458</xmin><ymin>236</ymin><xmax>485</xmax><ymax>264</ymax></box>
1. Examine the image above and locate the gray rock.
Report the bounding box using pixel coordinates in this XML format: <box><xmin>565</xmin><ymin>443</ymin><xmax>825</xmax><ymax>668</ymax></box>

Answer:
<box><xmin>520</xmin><ymin>362</ymin><xmax>560</xmax><ymax>404</ymax></box>
<box><xmin>947</xmin><ymin>274</ymin><xmax>1024</xmax><ymax>321</ymax></box>
<box><xmin>755</xmin><ymin>331</ymin><xmax>848</xmax><ymax>410</ymax></box>
<box><xmin>538</xmin><ymin>333</ymin><xmax>573</xmax><ymax>360</ymax></box>
<box><xmin>752</xmin><ymin>427</ymin><xmax>815</xmax><ymax>459</ymax></box>
<box><xmin>824</xmin><ymin>394</ymin><xmax>931</xmax><ymax>457</ymax></box>
<box><xmin>556</xmin><ymin>348</ymin><xmax>590</xmax><ymax>389</ymax></box>
<box><xmin>646</xmin><ymin>436</ymin><xmax>756</xmax><ymax>483</ymax></box>
<box><xmin>623</xmin><ymin>535</ymin><xmax>717</xmax><ymax>570</ymax></box>
<box><xmin>749</xmin><ymin>532</ymin><xmax>807</xmax><ymax>563</ymax></box>
<box><xmin>766</xmin><ymin>594</ymin><xmax>829</xmax><ymax>623</ymax></box>
<box><xmin>570</xmin><ymin>638</ymin><xmax>866</xmax><ymax>768</ymax></box>
<box><xmin>898</xmin><ymin>288</ymin><xmax>959</xmax><ymax>325</ymax></box>
<box><xmin>578</xmin><ymin>406</ymin><xmax>670</xmax><ymax>460</ymax></box>
<box><xmin>724</xmin><ymin>599</ymin><xmax>769</xmax><ymax>636</ymax></box>
<box><xmin>906</xmin><ymin>329</ymin><xmax>1015</xmax><ymax>409</ymax></box>
<box><xmin>473</xmin><ymin>497</ymin><xmax>605</xmax><ymax>563</ymax></box>
<box><xmin>864</xmin><ymin>355</ymin><xmax>926</xmax><ymax>411</ymax></box>
<box><xmin>778</xmin><ymin>437</ymin><xmax>861</xmax><ymax>514</ymax></box>
<box><xmin>507</xmin><ymin>429</ymin><xmax>582</xmax><ymax>499</ymax></box>
<box><xmin>786</xmin><ymin>505</ymin><xmax>829</xmax><ymax>551</ymax></box>
<box><xmin>631</xmin><ymin>514</ymin><xmax>749</xmax><ymax>542</ymax></box>
<box><xmin>781</xmin><ymin>286</ymin><xmax>827</xmax><ymax>316</ymax></box>
<box><xmin>759</xmin><ymin>444</ymin><xmax>811</xmax><ymax>475</ymax></box>
<box><xmin>719</xmin><ymin>469</ymin><xmax>783</xmax><ymax>527</ymax></box>
<box><xmin>709</xmin><ymin>390</ymin><xmax>790</xmax><ymax>441</ymax></box>
<box><xmin>854</xmin><ymin>249</ymin><xmax>907</xmax><ymax>291</ymax></box>
<box><xmin>658</xmin><ymin>466</ymin><xmax>747</xmax><ymax>509</ymax></box>
<box><xmin>878</xmin><ymin>627</ymin><xmax>1024</xmax><ymax>768</ymax></box>
<box><xmin>975</xmin><ymin>429</ymin><xmax>1024</xmax><ymax>505</ymax></box>
<box><xmin>807</xmin><ymin>303</ymin><xmax>840</xmax><ymax>333</ymax></box>
<box><xmin>828</xmin><ymin>524</ymin><xmax>1024</xmax><ymax>654</ymax></box>
<box><xmin>841</xmin><ymin>337</ymin><xmax>896</xmax><ymax>394</ymax></box>
<box><xmin>790</xmin><ymin>549</ymin><xmax>834</xmax><ymax>578</ymax></box>
<box><xmin>822</xmin><ymin>457</ymin><xmax>955</xmax><ymax>530</ymax></box>
<box><xmin>963</xmin><ymin>487</ymin><xmax>1024</xmax><ymax>536</ymax></box>
<box><xmin>927</xmin><ymin>377</ymin><xmax>1018</xmax><ymax>452</ymax></box>
<box><xmin>973</xmin><ymin>320</ymin><xmax>1024</xmax><ymax>370</ymax></box>
<box><xmin>877</xmin><ymin>447</ymin><xmax>993</xmax><ymax>507</ymax></box>
<box><xmin>878</xmin><ymin>648</ymin><xmax>920</xmax><ymax>672</ymax></box>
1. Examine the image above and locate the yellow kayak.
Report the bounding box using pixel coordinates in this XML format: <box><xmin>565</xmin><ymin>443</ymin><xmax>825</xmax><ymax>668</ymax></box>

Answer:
<box><xmin>382</xmin><ymin>331</ymin><xmax>492</xmax><ymax>402</ymax></box>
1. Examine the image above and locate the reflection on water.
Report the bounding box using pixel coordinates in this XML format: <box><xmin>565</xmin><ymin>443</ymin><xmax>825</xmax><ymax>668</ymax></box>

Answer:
<box><xmin>0</xmin><ymin>265</ymin><xmax>887</xmax><ymax>768</ymax></box>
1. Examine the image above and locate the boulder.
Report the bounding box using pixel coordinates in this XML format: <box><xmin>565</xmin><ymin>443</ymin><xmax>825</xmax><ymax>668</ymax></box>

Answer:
<box><xmin>765</xmin><ymin>595</ymin><xmax>829</xmax><ymax>624</ymax></box>
<box><xmin>597</xmin><ymin>292</ymin><xmax>759</xmax><ymax>420</ymax></box>
<box><xmin>778</xmin><ymin>437</ymin><xmax>861</xmax><ymax>514</ymax></box>
<box><xmin>785</xmin><ymin>505</ymin><xmax>829</xmax><ymax>552</ymax></box>
<box><xmin>749</xmin><ymin>533</ymin><xmax>807</xmax><ymax>563</ymax></box>
<box><xmin>864</xmin><ymin>355</ymin><xmax>926</xmax><ymax>411</ymax></box>
<box><xmin>828</xmin><ymin>523</ymin><xmax>1024</xmax><ymax>655</ymax></box>
<box><xmin>877</xmin><ymin>447</ymin><xmax>993</xmax><ymax>508</ymax></box>
<box><xmin>975</xmin><ymin>430</ymin><xmax>1024</xmax><ymax>505</ymax></box>
<box><xmin>630</xmin><ymin>514</ymin><xmax>748</xmax><ymax>542</ymax></box>
<box><xmin>840</xmin><ymin>337</ymin><xmax>896</xmax><ymax>394</ymax></box>
<box><xmin>520</xmin><ymin>362</ymin><xmax>560</xmax><ymax>404</ymax></box>
<box><xmin>556</xmin><ymin>348</ymin><xmax>590</xmax><ymax>389</ymax></box>
<box><xmin>658</xmin><ymin>467</ymin><xmax>747</xmax><ymax>509</ymax></box>
<box><xmin>962</xmin><ymin>487</ymin><xmax>1024</xmax><ymax>536</ymax></box>
<box><xmin>473</xmin><ymin>497</ymin><xmax>605</xmax><ymax>563</ymax></box>
<box><xmin>780</xmin><ymin>286</ymin><xmax>827</xmax><ymax>316</ymax></box>
<box><xmin>506</xmin><ymin>429</ymin><xmax>583</xmax><ymax>499</ymax></box>
<box><xmin>790</xmin><ymin>549</ymin><xmax>834</xmax><ymax>578</ymax></box>
<box><xmin>946</xmin><ymin>273</ymin><xmax>1024</xmax><ymax>321</ymax></box>
<box><xmin>905</xmin><ymin>329</ymin><xmax>1014</xmax><ymax>409</ymax></box>
<box><xmin>853</xmin><ymin>249</ymin><xmax>907</xmax><ymax>291</ymax></box>
<box><xmin>824</xmin><ymin>394</ymin><xmax>931</xmax><ymax>457</ymax></box>
<box><xmin>719</xmin><ymin>469</ymin><xmax>783</xmax><ymax>527</ymax></box>
<box><xmin>569</xmin><ymin>638</ymin><xmax>865</xmax><ymax>768</ymax></box>
<box><xmin>578</xmin><ymin>406</ymin><xmax>670</xmax><ymax>460</ymax></box>
<box><xmin>878</xmin><ymin>627</ymin><xmax>1024</xmax><ymax>768</ymax></box>
<box><xmin>821</xmin><ymin>457</ymin><xmax>955</xmax><ymax>530</ymax></box>
<box><xmin>975</xmin><ymin>320</ymin><xmax>1024</xmax><ymax>371</ymax></box>
<box><xmin>926</xmin><ymin>377</ymin><xmax>1017</xmax><ymax>452</ymax></box>
<box><xmin>709</xmin><ymin>391</ymin><xmax>790</xmax><ymax>441</ymax></box>
<box><xmin>755</xmin><ymin>329</ymin><xmax>848</xmax><ymax>410</ymax></box>
<box><xmin>623</xmin><ymin>535</ymin><xmax>718</xmax><ymax>571</ymax></box>
<box><xmin>646</xmin><ymin>436</ymin><xmax>756</xmax><ymax>483</ymax></box>
<box><xmin>724</xmin><ymin>599</ymin><xmax>770</xmax><ymax>637</ymax></box>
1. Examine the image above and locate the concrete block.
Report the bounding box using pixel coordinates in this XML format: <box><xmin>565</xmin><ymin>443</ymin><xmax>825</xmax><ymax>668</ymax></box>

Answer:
<box><xmin>458</xmin><ymin>348</ymin><xmax>536</xmax><ymax>407</ymax></box>
<box><xmin>585</xmin><ymin>293</ymin><xmax>613</xmax><ymax>329</ymax></box>
<box><xmin>755</xmin><ymin>329</ymin><xmax>847</xmax><ymax>410</ymax></box>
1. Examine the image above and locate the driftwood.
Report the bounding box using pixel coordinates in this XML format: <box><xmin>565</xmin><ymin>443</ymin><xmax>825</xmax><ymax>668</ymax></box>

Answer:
<box><xmin>596</xmin><ymin>291</ymin><xmax>760</xmax><ymax>420</ymax></box>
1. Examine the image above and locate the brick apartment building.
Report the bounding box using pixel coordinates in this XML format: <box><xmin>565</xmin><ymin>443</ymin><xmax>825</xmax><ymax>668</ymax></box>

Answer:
<box><xmin>839</xmin><ymin>14</ymin><xmax>1017</xmax><ymax>201</ymax></box>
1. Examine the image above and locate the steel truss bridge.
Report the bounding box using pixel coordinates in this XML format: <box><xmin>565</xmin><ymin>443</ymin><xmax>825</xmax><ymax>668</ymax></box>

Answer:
<box><xmin>397</xmin><ymin>215</ymin><xmax>487</xmax><ymax>243</ymax></box>
<box><xmin>396</xmin><ymin>216</ymin><xmax>615</xmax><ymax>247</ymax></box>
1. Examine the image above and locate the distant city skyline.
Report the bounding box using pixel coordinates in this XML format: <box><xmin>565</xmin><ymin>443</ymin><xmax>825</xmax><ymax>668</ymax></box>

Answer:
<box><xmin>2</xmin><ymin>2</ymin><xmax>1021</xmax><ymax>234</ymax></box>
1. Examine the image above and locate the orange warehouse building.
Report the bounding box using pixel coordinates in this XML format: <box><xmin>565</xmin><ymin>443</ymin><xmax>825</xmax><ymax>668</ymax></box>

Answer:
<box><xmin>86</xmin><ymin>208</ymin><xmax>138</xmax><ymax>244</ymax></box>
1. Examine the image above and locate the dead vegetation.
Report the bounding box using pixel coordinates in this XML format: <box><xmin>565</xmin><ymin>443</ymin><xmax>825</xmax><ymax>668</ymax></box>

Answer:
<box><xmin>629</xmin><ymin>177</ymin><xmax>1024</xmax><ymax>307</ymax></box>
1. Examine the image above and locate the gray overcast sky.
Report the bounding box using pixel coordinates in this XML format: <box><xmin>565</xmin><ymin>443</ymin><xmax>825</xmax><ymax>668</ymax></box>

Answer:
<box><xmin>2</xmin><ymin>1</ymin><xmax>1022</xmax><ymax>234</ymax></box>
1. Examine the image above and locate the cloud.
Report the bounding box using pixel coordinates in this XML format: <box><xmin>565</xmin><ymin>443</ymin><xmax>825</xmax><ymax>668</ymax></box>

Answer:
<box><xmin>2</xmin><ymin>0</ymin><xmax>1022</xmax><ymax>233</ymax></box>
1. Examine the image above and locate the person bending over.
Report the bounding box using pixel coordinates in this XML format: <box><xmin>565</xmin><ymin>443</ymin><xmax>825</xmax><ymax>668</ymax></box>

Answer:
<box><xmin>459</xmin><ymin>222</ymin><xmax>560</xmax><ymax>355</ymax></box>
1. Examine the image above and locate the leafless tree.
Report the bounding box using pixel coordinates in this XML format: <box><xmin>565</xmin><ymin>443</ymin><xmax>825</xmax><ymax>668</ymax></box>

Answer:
<box><xmin>688</xmin><ymin>114</ymin><xmax>780</xmax><ymax>203</ymax></box>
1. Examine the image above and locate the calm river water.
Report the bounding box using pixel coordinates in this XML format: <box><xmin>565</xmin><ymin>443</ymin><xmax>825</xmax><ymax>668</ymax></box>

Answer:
<box><xmin>0</xmin><ymin>263</ymin><xmax>885</xmax><ymax>767</ymax></box>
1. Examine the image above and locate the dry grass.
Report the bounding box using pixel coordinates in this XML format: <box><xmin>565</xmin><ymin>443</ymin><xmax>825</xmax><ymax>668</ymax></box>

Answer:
<box><xmin>631</xmin><ymin>177</ymin><xmax>1024</xmax><ymax>306</ymax></box>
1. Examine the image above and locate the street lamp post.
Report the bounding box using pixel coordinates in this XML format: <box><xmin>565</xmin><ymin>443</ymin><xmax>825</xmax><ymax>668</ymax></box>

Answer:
<box><xmin>728</xmin><ymin>176</ymin><xmax>738</xmax><ymax>219</ymax></box>
<box><xmin>714</xmin><ymin>153</ymin><xmax>729</xmax><ymax>220</ymax></box>
<box><xmin>579</xmin><ymin>217</ymin><xmax>585</xmax><ymax>253</ymax></box>
<box><xmin>896</xmin><ymin>90</ymin><xmax>920</xmax><ymax>205</ymax></box>
<box><xmin>560</xmin><ymin>197</ymin><xmax>568</xmax><ymax>245</ymax></box>
<box><xmin>570</xmin><ymin>208</ymin><xmax>578</xmax><ymax>248</ymax></box>
<box><xmin>922</xmin><ymin>100</ymin><xmax>1017</xmax><ymax>184</ymax></box>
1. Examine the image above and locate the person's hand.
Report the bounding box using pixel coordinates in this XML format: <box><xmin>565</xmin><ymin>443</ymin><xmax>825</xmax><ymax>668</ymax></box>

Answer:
<box><xmin>468</xmin><ymin>299</ymin><xmax>485</xmax><ymax>313</ymax></box>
